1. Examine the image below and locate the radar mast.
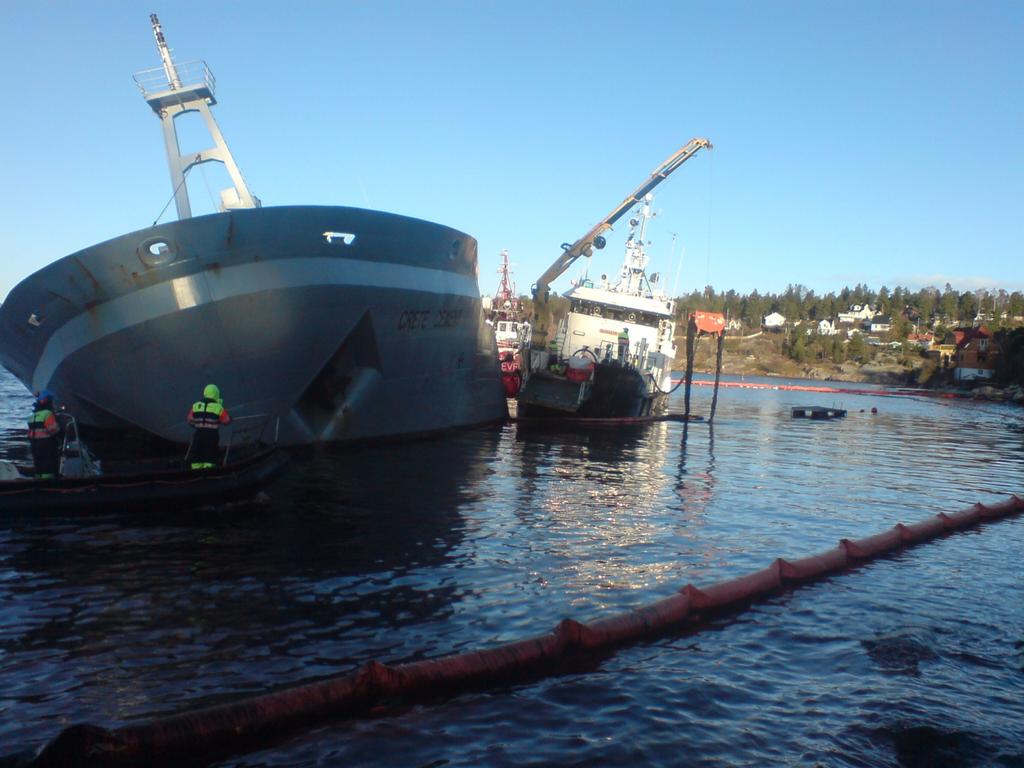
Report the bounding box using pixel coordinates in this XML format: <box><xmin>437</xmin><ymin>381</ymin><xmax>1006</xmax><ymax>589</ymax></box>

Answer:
<box><xmin>133</xmin><ymin>14</ymin><xmax>260</xmax><ymax>220</ymax></box>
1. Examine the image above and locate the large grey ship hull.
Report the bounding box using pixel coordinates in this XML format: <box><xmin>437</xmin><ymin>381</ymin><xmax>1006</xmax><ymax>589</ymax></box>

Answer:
<box><xmin>0</xmin><ymin>205</ymin><xmax>507</xmax><ymax>446</ymax></box>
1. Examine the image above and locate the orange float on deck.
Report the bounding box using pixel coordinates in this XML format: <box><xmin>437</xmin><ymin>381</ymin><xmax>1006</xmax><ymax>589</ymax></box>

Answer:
<box><xmin>25</xmin><ymin>494</ymin><xmax>1024</xmax><ymax>767</ymax></box>
<box><xmin>692</xmin><ymin>310</ymin><xmax>726</xmax><ymax>335</ymax></box>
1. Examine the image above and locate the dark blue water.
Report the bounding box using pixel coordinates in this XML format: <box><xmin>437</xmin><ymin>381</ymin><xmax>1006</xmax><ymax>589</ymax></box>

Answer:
<box><xmin>1</xmin><ymin>369</ymin><xmax>1023</xmax><ymax>766</ymax></box>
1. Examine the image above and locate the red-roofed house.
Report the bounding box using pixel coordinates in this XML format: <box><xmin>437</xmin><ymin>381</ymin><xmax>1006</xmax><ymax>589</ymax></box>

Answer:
<box><xmin>950</xmin><ymin>326</ymin><xmax>999</xmax><ymax>382</ymax></box>
<box><xmin>906</xmin><ymin>332</ymin><xmax>934</xmax><ymax>350</ymax></box>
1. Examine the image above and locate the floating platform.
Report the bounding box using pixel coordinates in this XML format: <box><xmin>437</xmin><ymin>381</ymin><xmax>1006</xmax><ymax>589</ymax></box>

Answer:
<box><xmin>512</xmin><ymin>412</ymin><xmax>703</xmax><ymax>426</ymax></box>
<box><xmin>0</xmin><ymin>448</ymin><xmax>289</xmax><ymax>516</ymax></box>
<box><xmin>791</xmin><ymin>406</ymin><xmax>847</xmax><ymax>420</ymax></box>
<box><xmin>684</xmin><ymin>379</ymin><xmax>966</xmax><ymax>401</ymax></box>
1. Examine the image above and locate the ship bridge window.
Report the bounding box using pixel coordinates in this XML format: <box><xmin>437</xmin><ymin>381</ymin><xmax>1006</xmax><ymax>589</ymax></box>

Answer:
<box><xmin>620</xmin><ymin>311</ymin><xmax>659</xmax><ymax>328</ymax></box>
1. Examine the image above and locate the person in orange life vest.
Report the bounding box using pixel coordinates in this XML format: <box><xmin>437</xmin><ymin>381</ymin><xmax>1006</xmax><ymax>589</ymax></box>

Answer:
<box><xmin>186</xmin><ymin>383</ymin><xmax>231</xmax><ymax>470</ymax></box>
<box><xmin>27</xmin><ymin>389</ymin><xmax>62</xmax><ymax>479</ymax></box>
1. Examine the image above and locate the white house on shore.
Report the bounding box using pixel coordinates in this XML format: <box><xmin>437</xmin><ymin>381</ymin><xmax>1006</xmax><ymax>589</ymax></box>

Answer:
<box><xmin>763</xmin><ymin>312</ymin><xmax>786</xmax><ymax>329</ymax></box>
<box><xmin>817</xmin><ymin>319</ymin><xmax>838</xmax><ymax>335</ymax></box>
<box><xmin>869</xmin><ymin>315</ymin><xmax>892</xmax><ymax>333</ymax></box>
<box><xmin>837</xmin><ymin>304</ymin><xmax>877</xmax><ymax>324</ymax></box>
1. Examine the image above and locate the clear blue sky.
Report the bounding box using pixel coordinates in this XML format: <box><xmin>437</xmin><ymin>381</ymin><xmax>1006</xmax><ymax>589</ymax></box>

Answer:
<box><xmin>1</xmin><ymin>1</ymin><xmax>1020</xmax><ymax>303</ymax></box>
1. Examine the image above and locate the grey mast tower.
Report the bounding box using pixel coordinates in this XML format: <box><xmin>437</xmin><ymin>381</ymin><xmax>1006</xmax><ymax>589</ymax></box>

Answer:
<box><xmin>132</xmin><ymin>14</ymin><xmax>259</xmax><ymax>220</ymax></box>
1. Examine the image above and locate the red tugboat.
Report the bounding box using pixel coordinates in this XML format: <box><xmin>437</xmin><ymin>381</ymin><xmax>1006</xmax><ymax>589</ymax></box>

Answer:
<box><xmin>485</xmin><ymin>249</ymin><xmax>529</xmax><ymax>397</ymax></box>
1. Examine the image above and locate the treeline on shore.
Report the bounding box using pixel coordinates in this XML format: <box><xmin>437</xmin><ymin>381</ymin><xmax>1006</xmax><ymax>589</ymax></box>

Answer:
<box><xmin>671</xmin><ymin>283</ymin><xmax>1024</xmax><ymax>388</ymax></box>
<box><xmin>673</xmin><ymin>283</ymin><xmax>1024</xmax><ymax>333</ymax></box>
<box><xmin>523</xmin><ymin>283</ymin><xmax>1024</xmax><ymax>388</ymax></box>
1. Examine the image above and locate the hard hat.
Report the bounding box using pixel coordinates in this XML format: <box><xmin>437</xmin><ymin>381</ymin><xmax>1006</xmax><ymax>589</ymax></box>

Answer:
<box><xmin>203</xmin><ymin>383</ymin><xmax>221</xmax><ymax>401</ymax></box>
<box><xmin>36</xmin><ymin>389</ymin><xmax>54</xmax><ymax>404</ymax></box>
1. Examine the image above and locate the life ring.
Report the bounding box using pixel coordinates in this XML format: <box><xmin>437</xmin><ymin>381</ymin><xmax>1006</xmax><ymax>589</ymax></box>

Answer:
<box><xmin>591</xmin><ymin>306</ymin><xmax>602</xmax><ymax>316</ymax></box>
<box><xmin>573</xmin><ymin>348</ymin><xmax>599</xmax><ymax>363</ymax></box>
<box><xmin>627</xmin><ymin>312</ymin><xmax>637</xmax><ymax>322</ymax></box>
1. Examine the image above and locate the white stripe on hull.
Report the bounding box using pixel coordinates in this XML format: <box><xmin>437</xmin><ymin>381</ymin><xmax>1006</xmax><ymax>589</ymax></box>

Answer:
<box><xmin>33</xmin><ymin>256</ymin><xmax>480</xmax><ymax>392</ymax></box>
<box><xmin>44</xmin><ymin>288</ymin><xmax>505</xmax><ymax>445</ymax></box>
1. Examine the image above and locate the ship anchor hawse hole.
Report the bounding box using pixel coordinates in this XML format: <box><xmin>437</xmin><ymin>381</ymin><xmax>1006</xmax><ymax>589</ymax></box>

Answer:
<box><xmin>137</xmin><ymin>238</ymin><xmax>177</xmax><ymax>268</ymax></box>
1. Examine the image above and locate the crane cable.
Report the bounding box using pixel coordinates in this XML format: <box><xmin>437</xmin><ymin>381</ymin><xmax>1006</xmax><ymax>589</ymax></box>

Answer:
<box><xmin>705</xmin><ymin>147</ymin><xmax>714</xmax><ymax>288</ymax></box>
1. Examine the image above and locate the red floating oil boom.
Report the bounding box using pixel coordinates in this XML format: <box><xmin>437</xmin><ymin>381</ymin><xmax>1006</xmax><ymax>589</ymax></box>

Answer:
<box><xmin>26</xmin><ymin>495</ymin><xmax>1024</xmax><ymax>767</ymax></box>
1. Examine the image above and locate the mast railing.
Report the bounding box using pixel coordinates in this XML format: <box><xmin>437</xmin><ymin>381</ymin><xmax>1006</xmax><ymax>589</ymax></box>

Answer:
<box><xmin>132</xmin><ymin>60</ymin><xmax>216</xmax><ymax>100</ymax></box>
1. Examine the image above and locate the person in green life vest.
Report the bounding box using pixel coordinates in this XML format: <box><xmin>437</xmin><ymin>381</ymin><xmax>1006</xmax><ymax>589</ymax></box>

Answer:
<box><xmin>27</xmin><ymin>389</ymin><xmax>62</xmax><ymax>479</ymax></box>
<box><xmin>617</xmin><ymin>327</ymin><xmax>630</xmax><ymax>363</ymax></box>
<box><xmin>186</xmin><ymin>384</ymin><xmax>231</xmax><ymax>470</ymax></box>
<box><xmin>547</xmin><ymin>337</ymin><xmax>567</xmax><ymax>375</ymax></box>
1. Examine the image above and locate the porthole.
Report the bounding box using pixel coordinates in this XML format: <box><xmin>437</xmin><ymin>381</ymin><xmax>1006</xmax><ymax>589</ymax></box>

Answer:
<box><xmin>137</xmin><ymin>237</ymin><xmax>177</xmax><ymax>268</ymax></box>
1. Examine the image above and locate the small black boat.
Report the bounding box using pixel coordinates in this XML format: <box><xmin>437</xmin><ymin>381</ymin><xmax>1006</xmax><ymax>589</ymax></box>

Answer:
<box><xmin>791</xmin><ymin>406</ymin><xmax>847</xmax><ymax>420</ymax></box>
<box><xmin>0</xmin><ymin>447</ymin><xmax>289</xmax><ymax>516</ymax></box>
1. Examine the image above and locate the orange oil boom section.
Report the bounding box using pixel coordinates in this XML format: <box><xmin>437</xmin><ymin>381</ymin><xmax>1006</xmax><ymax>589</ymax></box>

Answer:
<box><xmin>27</xmin><ymin>494</ymin><xmax>1024</xmax><ymax>766</ymax></box>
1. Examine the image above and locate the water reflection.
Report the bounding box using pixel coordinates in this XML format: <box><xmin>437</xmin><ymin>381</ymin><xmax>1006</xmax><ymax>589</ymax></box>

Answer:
<box><xmin>2</xmin><ymin>368</ymin><xmax>1023</xmax><ymax>766</ymax></box>
<box><xmin>504</xmin><ymin>419</ymin><xmax>719</xmax><ymax>602</ymax></box>
<box><xmin>512</xmin><ymin>420</ymin><xmax>656</xmax><ymax>498</ymax></box>
<box><xmin>0</xmin><ymin>427</ymin><xmax>29</xmax><ymax>464</ymax></box>
<box><xmin>0</xmin><ymin>429</ymin><xmax>502</xmax><ymax>741</ymax></box>
<box><xmin>6</xmin><ymin>429</ymin><xmax>500</xmax><ymax>589</ymax></box>
<box><xmin>674</xmin><ymin>420</ymin><xmax>717</xmax><ymax>513</ymax></box>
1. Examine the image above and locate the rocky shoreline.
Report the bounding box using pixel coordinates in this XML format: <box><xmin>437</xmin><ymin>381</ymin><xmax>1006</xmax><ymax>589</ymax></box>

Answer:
<box><xmin>963</xmin><ymin>383</ymin><xmax>1024</xmax><ymax>405</ymax></box>
<box><xmin>698</xmin><ymin>357</ymin><xmax>1023</xmax><ymax>406</ymax></box>
<box><xmin>681</xmin><ymin>333</ymin><xmax>1023</xmax><ymax>406</ymax></box>
<box><xmin>799</xmin><ymin>367</ymin><xmax>1024</xmax><ymax>405</ymax></box>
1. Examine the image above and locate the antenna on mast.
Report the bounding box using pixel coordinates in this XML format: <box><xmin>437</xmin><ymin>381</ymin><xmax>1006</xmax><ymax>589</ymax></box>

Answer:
<box><xmin>497</xmin><ymin>249</ymin><xmax>516</xmax><ymax>303</ymax></box>
<box><xmin>150</xmin><ymin>14</ymin><xmax>182</xmax><ymax>90</ymax></box>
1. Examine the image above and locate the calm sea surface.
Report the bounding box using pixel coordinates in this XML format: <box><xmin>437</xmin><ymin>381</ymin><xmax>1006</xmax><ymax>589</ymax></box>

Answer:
<box><xmin>1</xmin><ymin>368</ymin><xmax>1022</xmax><ymax>766</ymax></box>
